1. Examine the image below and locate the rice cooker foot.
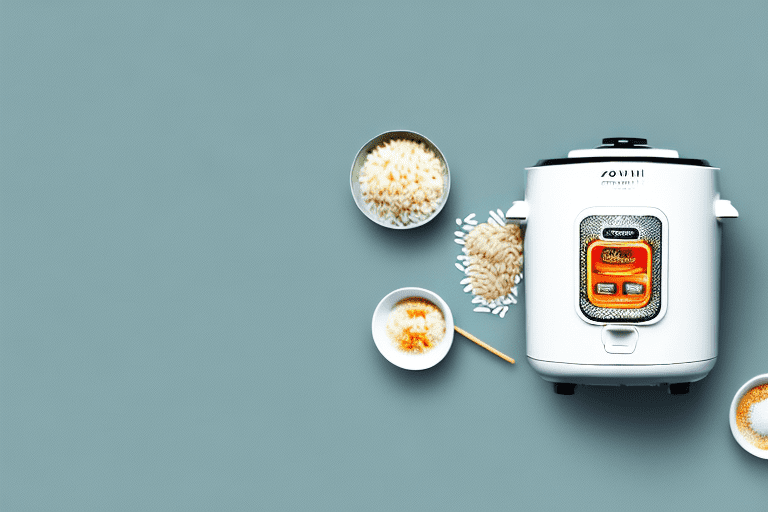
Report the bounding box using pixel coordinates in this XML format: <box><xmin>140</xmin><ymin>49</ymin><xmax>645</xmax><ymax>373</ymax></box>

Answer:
<box><xmin>668</xmin><ymin>382</ymin><xmax>690</xmax><ymax>395</ymax></box>
<box><xmin>554</xmin><ymin>383</ymin><xmax>576</xmax><ymax>395</ymax></box>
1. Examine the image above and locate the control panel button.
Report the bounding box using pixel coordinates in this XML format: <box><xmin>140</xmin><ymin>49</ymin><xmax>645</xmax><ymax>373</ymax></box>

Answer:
<box><xmin>623</xmin><ymin>282</ymin><xmax>645</xmax><ymax>295</ymax></box>
<box><xmin>602</xmin><ymin>227</ymin><xmax>639</xmax><ymax>240</ymax></box>
<box><xmin>595</xmin><ymin>283</ymin><xmax>617</xmax><ymax>295</ymax></box>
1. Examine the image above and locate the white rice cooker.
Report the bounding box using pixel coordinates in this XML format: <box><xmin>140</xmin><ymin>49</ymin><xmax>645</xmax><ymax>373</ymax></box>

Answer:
<box><xmin>506</xmin><ymin>138</ymin><xmax>738</xmax><ymax>394</ymax></box>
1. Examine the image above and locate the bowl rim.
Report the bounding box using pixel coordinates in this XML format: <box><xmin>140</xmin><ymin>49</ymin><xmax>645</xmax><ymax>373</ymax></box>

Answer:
<box><xmin>350</xmin><ymin>130</ymin><xmax>450</xmax><ymax>230</ymax></box>
<box><xmin>729</xmin><ymin>373</ymin><xmax>768</xmax><ymax>459</ymax></box>
<box><xmin>371</xmin><ymin>287</ymin><xmax>454</xmax><ymax>370</ymax></box>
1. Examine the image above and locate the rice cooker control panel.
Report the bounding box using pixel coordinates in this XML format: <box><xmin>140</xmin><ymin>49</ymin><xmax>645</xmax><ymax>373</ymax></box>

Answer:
<box><xmin>577</xmin><ymin>210</ymin><xmax>665</xmax><ymax>324</ymax></box>
<box><xmin>586</xmin><ymin>239</ymin><xmax>652</xmax><ymax>309</ymax></box>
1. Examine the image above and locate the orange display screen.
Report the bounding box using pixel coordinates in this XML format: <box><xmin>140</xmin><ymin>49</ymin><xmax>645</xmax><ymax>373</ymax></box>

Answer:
<box><xmin>586</xmin><ymin>240</ymin><xmax>652</xmax><ymax>309</ymax></box>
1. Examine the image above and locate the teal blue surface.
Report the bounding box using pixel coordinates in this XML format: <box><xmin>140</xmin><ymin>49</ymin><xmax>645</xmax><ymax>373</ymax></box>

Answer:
<box><xmin>2</xmin><ymin>1</ymin><xmax>768</xmax><ymax>510</ymax></box>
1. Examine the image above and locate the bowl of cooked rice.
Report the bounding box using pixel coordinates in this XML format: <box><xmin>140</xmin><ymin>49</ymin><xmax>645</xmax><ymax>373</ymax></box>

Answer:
<box><xmin>372</xmin><ymin>287</ymin><xmax>454</xmax><ymax>370</ymax></box>
<box><xmin>351</xmin><ymin>130</ymin><xmax>450</xmax><ymax>229</ymax></box>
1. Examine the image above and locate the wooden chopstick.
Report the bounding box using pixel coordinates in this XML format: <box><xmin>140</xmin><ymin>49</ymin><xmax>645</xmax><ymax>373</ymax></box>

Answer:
<box><xmin>454</xmin><ymin>325</ymin><xmax>515</xmax><ymax>364</ymax></box>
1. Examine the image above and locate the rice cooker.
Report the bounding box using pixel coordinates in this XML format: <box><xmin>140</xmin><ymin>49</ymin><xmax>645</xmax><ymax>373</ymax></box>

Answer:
<box><xmin>506</xmin><ymin>138</ymin><xmax>738</xmax><ymax>394</ymax></box>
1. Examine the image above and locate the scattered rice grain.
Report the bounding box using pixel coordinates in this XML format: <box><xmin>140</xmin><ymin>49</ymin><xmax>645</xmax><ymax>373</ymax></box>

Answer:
<box><xmin>489</xmin><ymin>210</ymin><xmax>505</xmax><ymax>225</ymax></box>
<box><xmin>463</xmin><ymin>221</ymin><xmax>523</xmax><ymax>302</ymax></box>
<box><xmin>454</xmin><ymin>211</ymin><xmax>524</xmax><ymax>317</ymax></box>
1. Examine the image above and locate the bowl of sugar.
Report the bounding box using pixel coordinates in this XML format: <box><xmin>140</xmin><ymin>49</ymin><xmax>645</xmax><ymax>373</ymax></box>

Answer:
<box><xmin>730</xmin><ymin>373</ymin><xmax>768</xmax><ymax>459</ymax></box>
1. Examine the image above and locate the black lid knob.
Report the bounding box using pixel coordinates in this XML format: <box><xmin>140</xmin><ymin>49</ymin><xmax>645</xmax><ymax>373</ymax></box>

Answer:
<box><xmin>601</xmin><ymin>137</ymin><xmax>648</xmax><ymax>147</ymax></box>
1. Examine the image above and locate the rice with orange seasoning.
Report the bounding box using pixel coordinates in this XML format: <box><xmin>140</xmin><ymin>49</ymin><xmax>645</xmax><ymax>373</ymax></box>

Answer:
<box><xmin>386</xmin><ymin>297</ymin><xmax>446</xmax><ymax>354</ymax></box>
<box><xmin>736</xmin><ymin>383</ymin><xmax>768</xmax><ymax>450</ymax></box>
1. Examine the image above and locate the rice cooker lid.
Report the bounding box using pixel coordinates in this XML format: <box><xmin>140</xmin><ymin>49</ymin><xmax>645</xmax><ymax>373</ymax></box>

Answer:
<box><xmin>534</xmin><ymin>137</ymin><xmax>710</xmax><ymax>167</ymax></box>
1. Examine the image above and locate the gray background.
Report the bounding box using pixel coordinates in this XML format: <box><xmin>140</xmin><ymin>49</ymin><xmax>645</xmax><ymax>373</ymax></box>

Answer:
<box><xmin>2</xmin><ymin>1</ymin><xmax>767</xmax><ymax>510</ymax></box>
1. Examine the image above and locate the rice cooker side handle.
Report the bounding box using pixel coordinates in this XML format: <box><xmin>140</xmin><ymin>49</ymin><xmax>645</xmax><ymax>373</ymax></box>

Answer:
<box><xmin>714</xmin><ymin>199</ymin><xmax>738</xmax><ymax>221</ymax></box>
<box><xmin>506</xmin><ymin>201</ymin><xmax>529</xmax><ymax>226</ymax></box>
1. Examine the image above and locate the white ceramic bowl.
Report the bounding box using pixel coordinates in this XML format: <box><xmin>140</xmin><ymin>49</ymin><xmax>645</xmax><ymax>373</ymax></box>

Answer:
<box><xmin>730</xmin><ymin>373</ymin><xmax>768</xmax><ymax>459</ymax></box>
<box><xmin>372</xmin><ymin>287</ymin><xmax>454</xmax><ymax>370</ymax></box>
<box><xmin>350</xmin><ymin>130</ymin><xmax>450</xmax><ymax>229</ymax></box>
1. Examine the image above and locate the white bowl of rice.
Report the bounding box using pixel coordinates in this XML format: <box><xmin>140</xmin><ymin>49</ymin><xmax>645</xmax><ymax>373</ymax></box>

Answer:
<box><xmin>372</xmin><ymin>287</ymin><xmax>454</xmax><ymax>370</ymax></box>
<box><xmin>351</xmin><ymin>130</ymin><xmax>450</xmax><ymax>229</ymax></box>
<box><xmin>730</xmin><ymin>373</ymin><xmax>768</xmax><ymax>459</ymax></box>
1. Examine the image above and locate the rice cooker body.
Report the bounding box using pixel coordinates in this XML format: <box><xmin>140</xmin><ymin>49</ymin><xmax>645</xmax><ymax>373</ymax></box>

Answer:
<box><xmin>508</xmin><ymin>139</ymin><xmax>738</xmax><ymax>386</ymax></box>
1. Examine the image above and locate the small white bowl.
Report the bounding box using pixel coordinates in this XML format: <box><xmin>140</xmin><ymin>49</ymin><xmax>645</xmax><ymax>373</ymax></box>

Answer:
<box><xmin>350</xmin><ymin>130</ymin><xmax>450</xmax><ymax>229</ymax></box>
<box><xmin>730</xmin><ymin>373</ymin><xmax>768</xmax><ymax>459</ymax></box>
<box><xmin>372</xmin><ymin>287</ymin><xmax>454</xmax><ymax>370</ymax></box>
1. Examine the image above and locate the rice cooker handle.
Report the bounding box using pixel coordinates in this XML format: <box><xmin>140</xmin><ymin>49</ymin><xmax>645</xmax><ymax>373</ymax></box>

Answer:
<box><xmin>715</xmin><ymin>198</ymin><xmax>739</xmax><ymax>221</ymax></box>
<box><xmin>601</xmin><ymin>137</ymin><xmax>648</xmax><ymax>147</ymax></box>
<box><xmin>506</xmin><ymin>201</ymin><xmax>529</xmax><ymax>225</ymax></box>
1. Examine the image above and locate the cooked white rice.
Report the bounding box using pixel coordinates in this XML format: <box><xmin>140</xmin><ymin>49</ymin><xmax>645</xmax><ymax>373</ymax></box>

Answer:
<box><xmin>358</xmin><ymin>139</ymin><xmax>444</xmax><ymax>226</ymax></box>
